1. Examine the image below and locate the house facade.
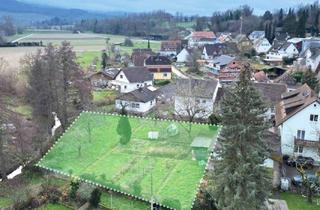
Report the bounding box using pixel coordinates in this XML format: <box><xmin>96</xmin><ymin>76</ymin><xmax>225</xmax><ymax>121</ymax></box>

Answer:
<box><xmin>174</xmin><ymin>79</ymin><xmax>220</xmax><ymax>119</ymax></box>
<box><xmin>112</xmin><ymin>67</ymin><xmax>153</xmax><ymax>93</ymax></box>
<box><xmin>253</xmin><ymin>38</ymin><xmax>272</xmax><ymax>54</ymax></box>
<box><xmin>266</xmin><ymin>42</ymin><xmax>298</xmax><ymax>62</ymax></box>
<box><xmin>234</xmin><ymin>34</ymin><xmax>253</xmax><ymax>51</ymax></box>
<box><xmin>115</xmin><ymin>87</ymin><xmax>156</xmax><ymax>114</ymax></box>
<box><xmin>145</xmin><ymin>55</ymin><xmax>172</xmax><ymax>80</ymax></box>
<box><xmin>176</xmin><ymin>48</ymin><xmax>191</xmax><ymax>63</ymax></box>
<box><xmin>276</xmin><ymin>84</ymin><xmax>320</xmax><ymax>161</ymax></box>
<box><xmin>188</xmin><ymin>31</ymin><xmax>217</xmax><ymax>47</ymax></box>
<box><xmin>159</xmin><ymin>40</ymin><xmax>182</xmax><ymax>57</ymax></box>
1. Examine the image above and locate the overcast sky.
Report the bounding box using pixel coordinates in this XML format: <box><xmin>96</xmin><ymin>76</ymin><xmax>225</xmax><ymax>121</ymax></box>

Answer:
<box><xmin>21</xmin><ymin>0</ymin><xmax>317</xmax><ymax>15</ymax></box>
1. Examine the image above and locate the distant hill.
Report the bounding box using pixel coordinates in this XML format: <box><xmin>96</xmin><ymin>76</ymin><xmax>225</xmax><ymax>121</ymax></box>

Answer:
<box><xmin>0</xmin><ymin>0</ymin><xmax>126</xmax><ymax>25</ymax></box>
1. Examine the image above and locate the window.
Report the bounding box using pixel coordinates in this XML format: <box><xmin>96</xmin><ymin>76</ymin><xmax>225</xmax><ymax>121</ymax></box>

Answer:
<box><xmin>124</xmin><ymin>85</ymin><xmax>127</xmax><ymax>89</ymax></box>
<box><xmin>120</xmin><ymin>75</ymin><xmax>123</xmax><ymax>79</ymax></box>
<box><xmin>310</xmin><ymin>114</ymin><xmax>318</xmax><ymax>121</ymax></box>
<box><xmin>163</xmin><ymin>73</ymin><xmax>168</xmax><ymax>77</ymax></box>
<box><xmin>297</xmin><ymin>130</ymin><xmax>305</xmax><ymax>140</ymax></box>
<box><xmin>202</xmin><ymin>100</ymin><xmax>206</xmax><ymax>103</ymax></box>
<box><xmin>195</xmin><ymin>99</ymin><xmax>200</xmax><ymax>103</ymax></box>
<box><xmin>294</xmin><ymin>145</ymin><xmax>303</xmax><ymax>153</ymax></box>
<box><xmin>132</xmin><ymin>103</ymin><xmax>140</xmax><ymax>108</ymax></box>
<box><xmin>137</xmin><ymin>84</ymin><xmax>140</xmax><ymax>88</ymax></box>
<box><xmin>150</xmin><ymin>100</ymin><xmax>153</xmax><ymax>105</ymax></box>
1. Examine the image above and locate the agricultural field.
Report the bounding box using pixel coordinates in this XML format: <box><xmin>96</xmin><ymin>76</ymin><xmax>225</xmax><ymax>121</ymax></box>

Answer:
<box><xmin>1</xmin><ymin>31</ymin><xmax>160</xmax><ymax>68</ymax></box>
<box><xmin>37</xmin><ymin>112</ymin><xmax>219</xmax><ymax>210</ymax></box>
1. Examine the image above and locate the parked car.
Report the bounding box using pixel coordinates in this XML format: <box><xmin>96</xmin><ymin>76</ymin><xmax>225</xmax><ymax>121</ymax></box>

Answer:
<box><xmin>292</xmin><ymin>174</ymin><xmax>318</xmax><ymax>187</ymax></box>
<box><xmin>284</xmin><ymin>155</ymin><xmax>314</xmax><ymax>169</ymax></box>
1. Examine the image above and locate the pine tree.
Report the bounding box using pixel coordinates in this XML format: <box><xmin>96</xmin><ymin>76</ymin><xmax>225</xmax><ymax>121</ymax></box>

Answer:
<box><xmin>209</xmin><ymin>63</ymin><xmax>271</xmax><ymax>210</ymax></box>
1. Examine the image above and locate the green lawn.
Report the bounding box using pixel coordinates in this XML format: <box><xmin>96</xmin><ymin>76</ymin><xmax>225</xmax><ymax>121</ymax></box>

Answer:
<box><xmin>281</xmin><ymin>192</ymin><xmax>320</xmax><ymax>210</ymax></box>
<box><xmin>38</xmin><ymin>113</ymin><xmax>218</xmax><ymax>210</ymax></box>
<box><xmin>92</xmin><ymin>90</ymin><xmax>117</xmax><ymax>103</ymax></box>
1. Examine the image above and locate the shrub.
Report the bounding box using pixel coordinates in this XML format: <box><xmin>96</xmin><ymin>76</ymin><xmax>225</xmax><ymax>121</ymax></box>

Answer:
<box><xmin>89</xmin><ymin>188</ymin><xmax>102</xmax><ymax>208</ymax></box>
<box><xmin>69</xmin><ymin>180</ymin><xmax>80</xmax><ymax>200</ymax></box>
<box><xmin>208</xmin><ymin>113</ymin><xmax>222</xmax><ymax>125</ymax></box>
<box><xmin>77</xmin><ymin>183</ymin><xmax>95</xmax><ymax>202</ymax></box>
<box><xmin>124</xmin><ymin>38</ymin><xmax>134</xmax><ymax>47</ymax></box>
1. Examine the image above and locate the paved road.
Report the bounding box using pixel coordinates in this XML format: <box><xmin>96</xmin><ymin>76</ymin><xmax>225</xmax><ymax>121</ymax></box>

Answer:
<box><xmin>11</xmin><ymin>34</ymin><xmax>33</xmax><ymax>43</ymax></box>
<box><xmin>172</xmin><ymin>65</ymin><xmax>189</xmax><ymax>79</ymax></box>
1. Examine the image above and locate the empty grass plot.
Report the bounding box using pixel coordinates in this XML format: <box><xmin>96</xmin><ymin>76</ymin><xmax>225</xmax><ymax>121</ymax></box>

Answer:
<box><xmin>37</xmin><ymin>112</ymin><xmax>219</xmax><ymax>210</ymax></box>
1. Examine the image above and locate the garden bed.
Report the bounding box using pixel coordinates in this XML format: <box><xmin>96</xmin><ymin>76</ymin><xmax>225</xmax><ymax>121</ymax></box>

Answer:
<box><xmin>37</xmin><ymin>112</ymin><xmax>219</xmax><ymax>209</ymax></box>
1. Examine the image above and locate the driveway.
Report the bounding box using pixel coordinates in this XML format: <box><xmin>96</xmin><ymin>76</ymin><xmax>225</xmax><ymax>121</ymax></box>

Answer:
<box><xmin>172</xmin><ymin>65</ymin><xmax>188</xmax><ymax>79</ymax></box>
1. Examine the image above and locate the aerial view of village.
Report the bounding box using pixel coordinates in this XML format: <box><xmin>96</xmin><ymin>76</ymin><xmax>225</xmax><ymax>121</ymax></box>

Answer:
<box><xmin>1</xmin><ymin>0</ymin><xmax>320</xmax><ymax>210</ymax></box>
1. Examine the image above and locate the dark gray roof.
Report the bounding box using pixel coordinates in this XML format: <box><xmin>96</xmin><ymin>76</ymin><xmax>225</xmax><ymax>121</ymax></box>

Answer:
<box><xmin>204</xmin><ymin>43</ymin><xmax>239</xmax><ymax>56</ymax></box>
<box><xmin>102</xmin><ymin>69</ymin><xmax>120</xmax><ymax>79</ymax></box>
<box><xmin>211</xmin><ymin>55</ymin><xmax>235</xmax><ymax>66</ymax></box>
<box><xmin>176</xmin><ymin>79</ymin><xmax>219</xmax><ymax>98</ymax></box>
<box><xmin>145</xmin><ymin>55</ymin><xmax>171</xmax><ymax>65</ymax></box>
<box><xmin>253</xmin><ymin>83</ymin><xmax>287</xmax><ymax>106</ymax></box>
<box><xmin>117</xmin><ymin>87</ymin><xmax>156</xmax><ymax>103</ymax></box>
<box><xmin>121</xmin><ymin>67</ymin><xmax>153</xmax><ymax>83</ymax></box>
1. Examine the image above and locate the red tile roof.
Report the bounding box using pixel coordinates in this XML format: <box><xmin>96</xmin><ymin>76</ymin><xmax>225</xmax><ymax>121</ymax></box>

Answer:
<box><xmin>192</xmin><ymin>31</ymin><xmax>216</xmax><ymax>39</ymax></box>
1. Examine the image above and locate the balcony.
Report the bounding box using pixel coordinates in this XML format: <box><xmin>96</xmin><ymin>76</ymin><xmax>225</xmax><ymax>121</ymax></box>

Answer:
<box><xmin>294</xmin><ymin>137</ymin><xmax>320</xmax><ymax>148</ymax></box>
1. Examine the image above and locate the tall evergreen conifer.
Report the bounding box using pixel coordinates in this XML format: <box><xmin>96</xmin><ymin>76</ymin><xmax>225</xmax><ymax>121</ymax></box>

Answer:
<box><xmin>209</xmin><ymin>63</ymin><xmax>271</xmax><ymax>210</ymax></box>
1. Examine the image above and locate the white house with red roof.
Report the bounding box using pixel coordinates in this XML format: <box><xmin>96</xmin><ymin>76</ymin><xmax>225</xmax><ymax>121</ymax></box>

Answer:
<box><xmin>188</xmin><ymin>31</ymin><xmax>217</xmax><ymax>47</ymax></box>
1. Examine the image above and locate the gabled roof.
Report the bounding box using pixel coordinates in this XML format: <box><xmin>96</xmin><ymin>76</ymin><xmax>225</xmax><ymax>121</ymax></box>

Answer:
<box><xmin>131</xmin><ymin>48</ymin><xmax>155</xmax><ymax>66</ymax></box>
<box><xmin>175</xmin><ymin>78</ymin><xmax>219</xmax><ymax>98</ymax></box>
<box><xmin>145</xmin><ymin>55</ymin><xmax>171</xmax><ymax>65</ymax></box>
<box><xmin>191</xmin><ymin>31</ymin><xmax>216</xmax><ymax>39</ymax></box>
<box><xmin>276</xmin><ymin>84</ymin><xmax>317</xmax><ymax>126</ymax></box>
<box><xmin>120</xmin><ymin>67</ymin><xmax>153</xmax><ymax>83</ymax></box>
<box><xmin>280</xmin><ymin>42</ymin><xmax>294</xmax><ymax>51</ymax></box>
<box><xmin>253</xmin><ymin>83</ymin><xmax>287</xmax><ymax>106</ymax></box>
<box><xmin>211</xmin><ymin>55</ymin><xmax>235</xmax><ymax>66</ymax></box>
<box><xmin>249</xmin><ymin>31</ymin><xmax>265</xmax><ymax>39</ymax></box>
<box><xmin>117</xmin><ymin>87</ymin><xmax>156</xmax><ymax>103</ymax></box>
<box><xmin>234</xmin><ymin>34</ymin><xmax>250</xmax><ymax>43</ymax></box>
<box><xmin>160</xmin><ymin>40</ymin><xmax>181</xmax><ymax>51</ymax></box>
<box><xmin>103</xmin><ymin>68</ymin><xmax>120</xmax><ymax>80</ymax></box>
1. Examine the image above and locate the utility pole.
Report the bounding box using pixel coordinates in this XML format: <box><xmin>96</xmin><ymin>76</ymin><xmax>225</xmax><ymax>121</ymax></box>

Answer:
<box><xmin>240</xmin><ymin>16</ymin><xmax>243</xmax><ymax>35</ymax></box>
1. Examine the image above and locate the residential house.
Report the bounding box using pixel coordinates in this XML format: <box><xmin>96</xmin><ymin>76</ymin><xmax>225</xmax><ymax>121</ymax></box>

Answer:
<box><xmin>176</xmin><ymin>48</ymin><xmax>192</xmax><ymax>63</ymax></box>
<box><xmin>145</xmin><ymin>55</ymin><xmax>172</xmax><ymax>80</ymax></box>
<box><xmin>206</xmin><ymin>55</ymin><xmax>235</xmax><ymax>72</ymax></box>
<box><xmin>265</xmin><ymin>42</ymin><xmax>299</xmax><ymax>63</ymax></box>
<box><xmin>174</xmin><ymin>78</ymin><xmax>220</xmax><ymax>119</ymax></box>
<box><xmin>86</xmin><ymin>68</ymin><xmax>119</xmax><ymax>89</ymax></box>
<box><xmin>188</xmin><ymin>31</ymin><xmax>217</xmax><ymax>47</ymax></box>
<box><xmin>248</xmin><ymin>31</ymin><xmax>265</xmax><ymax>42</ymax></box>
<box><xmin>217</xmin><ymin>32</ymin><xmax>233</xmax><ymax>43</ymax></box>
<box><xmin>254</xmin><ymin>82</ymin><xmax>287</xmax><ymax>120</ymax></box>
<box><xmin>131</xmin><ymin>48</ymin><xmax>155</xmax><ymax>66</ymax></box>
<box><xmin>218</xmin><ymin>61</ymin><xmax>243</xmax><ymax>84</ymax></box>
<box><xmin>276</xmin><ymin>84</ymin><xmax>320</xmax><ymax>161</ymax></box>
<box><xmin>112</xmin><ymin>67</ymin><xmax>153</xmax><ymax>93</ymax></box>
<box><xmin>253</xmin><ymin>38</ymin><xmax>272</xmax><ymax>54</ymax></box>
<box><xmin>234</xmin><ymin>34</ymin><xmax>253</xmax><ymax>51</ymax></box>
<box><xmin>115</xmin><ymin>87</ymin><xmax>157</xmax><ymax>114</ymax></box>
<box><xmin>296</xmin><ymin>47</ymin><xmax>320</xmax><ymax>72</ymax></box>
<box><xmin>159</xmin><ymin>40</ymin><xmax>182</xmax><ymax>57</ymax></box>
<box><xmin>202</xmin><ymin>43</ymin><xmax>239</xmax><ymax>60</ymax></box>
